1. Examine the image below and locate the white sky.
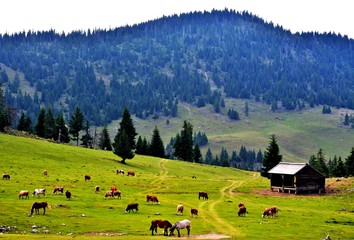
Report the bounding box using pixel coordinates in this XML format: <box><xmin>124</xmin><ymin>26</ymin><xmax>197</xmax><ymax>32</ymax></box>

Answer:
<box><xmin>1</xmin><ymin>0</ymin><xmax>353</xmax><ymax>39</ymax></box>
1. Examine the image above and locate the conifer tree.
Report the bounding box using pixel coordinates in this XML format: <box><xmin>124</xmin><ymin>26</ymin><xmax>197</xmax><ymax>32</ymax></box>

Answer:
<box><xmin>17</xmin><ymin>112</ymin><xmax>27</xmax><ymax>131</ymax></box>
<box><xmin>345</xmin><ymin>147</ymin><xmax>354</xmax><ymax>176</ymax></box>
<box><xmin>149</xmin><ymin>126</ymin><xmax>165</xmax><ymax>158</ymax></box>
<box><xmin>81</xmin><ymin>120</ymin><xmax>93</xmax><ymax>148</ymax></box>
<box><xmin>113</xmin><ymin>107</ymin><xmax>137</xmax><ymax>164</ymax></box>
<box><xmin>54</xmin><ymin>113</ymin><xmax>69</xmax><ymax>143</ymax></box>
<box><xmin>44</xmin><ymin>107</ymin><xmax>55</xmax><ymax>139</ymax></box>
<box><xmin>174</xmin><ymin>120</ymin><xmax>193</xmax><ymax>162</ymax></box>
<box><xmin>193</xmin><ymin>144</ymin><xmax>202</xmax><ymax>163</ymax></box>
<box><xmin>261</xmin><ymin>134</ymin><xmax>282</xmax><ymax>178</ymax></box>
<box><xmin>204</xmin><ymin>148</ymin><xmax>213</xmax><ymax>165</ymax></box>
<box><xmin>0</xmin><ymin>83</ymin><xmax>9</xmax><ymax>132</ymax></box>
<box><xmin>99</xmin><ymin>125</ymin><xmax>112</xmax><ymax>150</ymax></box>
<box><xmin>69</xmin><ymin>107</ymin><xmax>84</xmax><ymax>146</ymax></box>
<box><xmin>35</xmin><ymin>108</ymin><xmax>46</xmax><ymax>138</ymax></box>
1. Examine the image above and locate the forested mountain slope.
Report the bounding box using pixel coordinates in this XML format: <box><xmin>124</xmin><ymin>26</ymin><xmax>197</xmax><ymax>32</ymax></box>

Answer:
<box><xmin>0</xmin><ymin>9</ymin><xmax>353</xmax><ymax>125</ymax></box>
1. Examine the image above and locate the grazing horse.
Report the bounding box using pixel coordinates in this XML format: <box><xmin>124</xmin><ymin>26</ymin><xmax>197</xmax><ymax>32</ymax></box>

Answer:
<box><xmin>94</xmin><ymin>185</ymin><xmax>100</xmax><ymax>193</ymax></box>
<box><xmin>150</xmin><ymin>220</ymin><xmax>172</xmax><ymax>236</ymax></box>
<box><xmin>176</xmin><ymin>204</ymin><xmax>184</xmax><ymax>215</ymax></box>
<box><xmin>33</xmin><ymin>189</ymin><xmax>46</xmax><ymax>197</ymax></box>
<box><xmin>2</xmin><ymin>173</ymin><xmax>10</xmax><ymax>180</ymax></box>
<box><xmin>262</xmin><ymin>206</ymin><xmax>279</xmax><ymax>218</ymax></box>
<box><xmin>146</xmin><ymin>195</ymin><xmax>160</xmax><ymax>204</ymax></box>
<box><xmin>104</xmin><ymin>190</ymin><xmax>121</xmax><ymax>199</ymax></box>
<box><xmin>238</xmin><ymin>206</ymin><xmax>248</xmax><ymax>217</ymax></box>
<box><xmin>190</xmin><ymin>208</ymin><xmax>198</xmax><ymax>217</ymax></box>
<box><xmin>18</xmin><ymin>190</ymin><xmax>30</xmax><ymax>199</ymax></box>
<box><xmin>125</xmin><ymin>203</ymin><xmax>138</xmax><ymax>213</ymax></box>
<box><xmin>65</xmin><ymin>190</ymin><xmax>71</xmax><ymax>200</ymax></box>
<box><xmin>127</xmin><ymin>171</ymin><xmax>135</xmax><ymax>176</ymax></box>
<box><xmin>30</xmin><ymin>202</ymin><xmax>48</xmax><ymax>215</ymax></box>
<box><xmin>169</xmin><ymin>219</ymin><xmax>191</xmax><ymax>237</ymax></box>
<box><xmin>53</xmin><ymin>186</ymin><xmax>64</xmax><ymax>194</ymax></box>
<box><xmin>116</xmin><ymin>169</ymin><xmax>124</xmax><ymax>174</ymax></box>
<box><xmin>84</xmin><ymin>175</ymin><xmax>91</xmax><ymax>181</ymax></box>
<box><xmin>198</xmin><ymin>191</ymin><xmax>208</xmax><ymax>200</ymax></box>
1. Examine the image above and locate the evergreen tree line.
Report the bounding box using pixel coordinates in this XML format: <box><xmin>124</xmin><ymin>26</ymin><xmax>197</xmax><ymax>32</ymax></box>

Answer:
<box><xmin>309</xmin><ymin>148</ymin><xmax>354</xmax><ymax>177</ymax></box>
<box><xmin>1</xmin><ymin>9</ymin><xmax>354</xmax><ymax>126</ymax></box>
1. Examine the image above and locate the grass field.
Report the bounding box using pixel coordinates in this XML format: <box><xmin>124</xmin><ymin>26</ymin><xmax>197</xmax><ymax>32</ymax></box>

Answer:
<box><xmin>106</xmin><ymin>100</ymin><xmax>354</xmax><ymax>163</ymax></box>
<box><xmin>0</xmin><ymin>133</ymin><xmax>353</xmax><ymax>239</ymax></box>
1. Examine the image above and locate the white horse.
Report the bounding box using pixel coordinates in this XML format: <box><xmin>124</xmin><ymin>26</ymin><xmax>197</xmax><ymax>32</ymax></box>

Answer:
<box><xmin>33</xmin><ymin>188</ymin><xmax>46</xmax><ymax>197</ymax></box>
<box><xmin>169</xmin><ymin>219</ymin><xmax>191</xmax><ymax>237</ymax></box>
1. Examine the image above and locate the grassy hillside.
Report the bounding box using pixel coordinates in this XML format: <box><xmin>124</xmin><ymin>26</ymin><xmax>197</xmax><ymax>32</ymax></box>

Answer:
<box><xmin>107</xmin><ymin>99</ymin><xmax>354</xmax><ymax>162</ymax></box>
<box><xmin>0</xmin><ymin>134</ymin><xmax>353</xmax><ymax>239</ymax></box>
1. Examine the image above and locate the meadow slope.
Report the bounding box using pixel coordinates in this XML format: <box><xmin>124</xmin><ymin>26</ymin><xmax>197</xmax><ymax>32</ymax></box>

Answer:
<box><xmin>0</xmin><ymin>134</ymin><xmax>353</xmax><ymax>240</ymax></box>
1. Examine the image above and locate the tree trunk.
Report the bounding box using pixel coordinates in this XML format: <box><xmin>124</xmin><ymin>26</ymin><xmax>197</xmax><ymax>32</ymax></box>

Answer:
<box><xmin>121</xmin><ymin>158</ymin><xmax>126</xmax><ymax>164</ymax></box>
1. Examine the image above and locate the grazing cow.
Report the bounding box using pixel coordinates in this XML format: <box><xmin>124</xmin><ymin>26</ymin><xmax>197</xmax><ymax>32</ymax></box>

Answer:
<box><xmin>127</xmin><ymin>171</ymin><xmax>135</xmax><ymax>176</ymax></box>
<box><xmin>116</xmin><ymin>169</ymin><xmax>124</xmax><ymax>175</ymax></box>
<box><xmin>33</xmin><ymin>189</ymin><xmax>46</xmax><ymax>197</ymax></box>
<box><xmin>65</xmin><ymin>190</ymin><xmax>71</xmax><ymax>200</ymax></box>
<box><xmin>53</xmin><ymin>186</ymin><xmax>64</xmax><ymax>194</ymax></box>
<box><xmin>150</xmin><ymin>220</ymin><xmax>172</xmax><ymax>236</ymax></box>
<box><xmin>169</xmin><ymin>219</ymin><xmax>191</xmax><ymax>237</ymax></box>
<box><xmin>125</xmin><ymin>203</ymin><xmax>138</xmax><ymax>213</ymax></box>
<box><xmin>30</xmin><ymin>201</ymin><xmax>48</xmax><ymax>215</ymax></box>
<box><xmin>43</xmin><ymin>170</ymin><xmax>48</xmax><ymax>176</ymax></box>
<box><xmin>262</xmin><ymin>206</ymin><xmax>279</xmax><ymax>218</ymax></box>
<box><xmin>18</xmin><ymin>190</ymin><xmax>30</xmax><ymax>199</ymax></box>
<box><xmin>146</xmin><ymin>195</ymin><xmax>160</xmax><ymax>204</ymax></box>
<box><xmin>84</xmin><ymin>175</ymin><xmax>91</xmax><ymax>181</ymax></box>
<box><xmin>95</xmin><ymin>185</ymin><xmax>100</xmax><ymax>193</ymax></box>
<box><xmin>176</xmin><ymin>204</ymin><xmax>184</xmax><ymax>215</ymax></box>
<box><xmin>238</xmin><ymin>206</ymin><xmax>248</xmax><ymax>217</ymax></box>
<box><xmin>2</xmin><ymin>173</ymin><xmax>10</xmax><ymax>180</ymax></box>
<box><xmin>198</xmin><ymin>191</ymin><xmax>208</xmax><ymax>200</ymax></box>
<box><xmin>190</xmin><ymin>208</ymin><xmax>198</xmax><ymax>217</ymax></box>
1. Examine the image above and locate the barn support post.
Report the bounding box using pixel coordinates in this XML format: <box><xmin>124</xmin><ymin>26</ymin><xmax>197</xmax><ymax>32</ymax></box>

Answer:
<box><xmin>281</xmin><ymin>174</ymin><xmax>284</xmax><ymax>192</ymax></box>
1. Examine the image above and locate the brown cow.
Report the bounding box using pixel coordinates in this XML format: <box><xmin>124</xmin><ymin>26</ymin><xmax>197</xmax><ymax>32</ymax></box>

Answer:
<box><xmin>127</xmin><ymin>171</ymin><xmax>135</xmax><ymax>176</ymax></box>
<box><xmin>146</xmin><ymin>194</ymin><xmax>160</xmax><ymax>204</ymax></box>
<box><xmin>18</xmin><ymin>190</ymin><xmax>30</xmax><ymax>199</ymax></box>
<box><xmin>104</xmin><ymin>190</ymin><xmax>121</xmax><ymax>199</ymax></box>
<box><xmin>2</xmin><ymin>173</ymin><xmax>10</xmax><ymax>180</ymax></box>
<box><xmin>125</xmin><ymin>203</ymin><xmax>138</xmax><ymax>213</ymax></box>
<box><xmin>43</xmin><ymin>170</ymin><xmax>48</xmax><ymax>176</ymax></box>
<box><xmin>176</xmin><ymin>204</ymin><xmax>184</xmax><ymax>215</ymax></box>
<box><xmin>84</xmin><ymin>175</ymin><xmax>91</xmax><ymax>181</ymax></box>
<box><xmin>53</xmin><ymin>186</ymin><xmax>64</xmax><ymax>194</ymax></box>
<box><xmin>190</xmin><ymin>208</ymin><xmax>198</xmax><ymax>217</ymax></box>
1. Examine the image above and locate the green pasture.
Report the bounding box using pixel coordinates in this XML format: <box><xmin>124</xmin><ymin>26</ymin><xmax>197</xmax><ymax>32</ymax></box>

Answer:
<box><xmin>0</xmin><ymin>133</ymin><xmax>353</xmax><ymax>239</ymax></box>
<box><xmin>107</xmin><ymin>100</ymin><xmax>354</xmax><ymax>163</ymax></box>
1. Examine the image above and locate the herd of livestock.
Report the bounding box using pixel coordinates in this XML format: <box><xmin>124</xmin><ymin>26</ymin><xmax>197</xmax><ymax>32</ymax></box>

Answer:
<box><xmin>3</xmin><ymin>170</ymin><xmax>280</xmax><ymax>237</ymax></box>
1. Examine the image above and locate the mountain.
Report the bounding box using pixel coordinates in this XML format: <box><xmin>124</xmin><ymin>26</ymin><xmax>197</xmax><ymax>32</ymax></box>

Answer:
<box><xmin>0</xmin><ymin>9</ymin><xmax>353</xmax><ymax>126</ymax></box>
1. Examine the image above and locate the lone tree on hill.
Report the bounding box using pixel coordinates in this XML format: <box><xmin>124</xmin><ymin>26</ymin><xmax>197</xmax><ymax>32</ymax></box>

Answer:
<box><xmin>69</xmin><ymin>107</ymin><xmax>84</xmax><ymax>146</ymax></box>
<box><xmin>261</xmin><ymin>134</ymin><xmax>282</xmax><ymax>178</ymax></box>
<box><xmin>113</xmin><ymin>107</ymin><xmax>137</xmax><ymax>164</ymax></box>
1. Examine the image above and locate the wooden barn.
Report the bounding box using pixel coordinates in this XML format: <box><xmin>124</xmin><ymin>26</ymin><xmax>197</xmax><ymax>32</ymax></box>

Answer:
<box><xmin>268</xmin><ymin>162</ymin><xmax>325</xmax><ymax>194</ymax></box>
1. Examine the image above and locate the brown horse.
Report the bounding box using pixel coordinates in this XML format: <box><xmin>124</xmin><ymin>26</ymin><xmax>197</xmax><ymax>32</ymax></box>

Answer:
<box><xmin>150</xmin><ymin>220</ymin><xmax>172</xmax><ymax>236</ymax></box>
<box><xmin>30</xmin><ymin>202</ymin><xmax>49</xmax><ymax>215</ymax></box>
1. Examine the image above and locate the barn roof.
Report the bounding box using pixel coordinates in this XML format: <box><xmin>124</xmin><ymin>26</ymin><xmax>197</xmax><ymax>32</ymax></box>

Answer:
<box><xmin>268</xmin><ymin>162</ymin><xmax>308</xmax><ymax>175</ymax></box>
